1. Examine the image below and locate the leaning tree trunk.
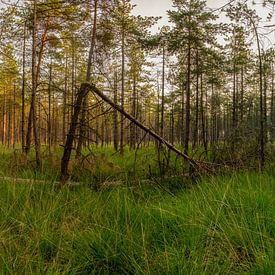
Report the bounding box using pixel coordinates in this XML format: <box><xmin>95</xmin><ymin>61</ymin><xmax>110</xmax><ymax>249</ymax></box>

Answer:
<box><xmin>60</xmin><ymin>84</ymin><xmax>89</xmax><ymax>182</ymax></box>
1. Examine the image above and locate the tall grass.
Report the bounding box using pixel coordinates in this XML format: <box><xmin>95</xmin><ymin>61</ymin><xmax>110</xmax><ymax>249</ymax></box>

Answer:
<box><xmin>0</xmin><ymin>172</ymin><xmax>274</xmax><ymax>274</ymax></box>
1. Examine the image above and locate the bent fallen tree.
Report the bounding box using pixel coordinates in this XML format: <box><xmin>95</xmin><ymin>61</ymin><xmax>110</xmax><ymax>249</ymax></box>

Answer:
<box><xmin>60</xmin><ymin>82</ymin><xmax>210</xmax><ymax>183</ymax></box>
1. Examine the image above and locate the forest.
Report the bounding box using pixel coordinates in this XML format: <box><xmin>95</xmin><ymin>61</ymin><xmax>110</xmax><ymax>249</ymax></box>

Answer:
<box><xmin>0</xmin><ymin>0</ymin><xmax>274</xmax><ymax>273</ymax></box>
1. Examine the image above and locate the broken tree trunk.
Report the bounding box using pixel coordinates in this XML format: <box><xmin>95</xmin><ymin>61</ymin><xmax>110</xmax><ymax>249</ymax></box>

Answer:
<box><xmin>60</xmin><ymin>84</ymin><xmax>90</xmax><ymax>182</ymax></box>
<box><xmin>87</xmin><ymin>83</ymin><xmax>198</xmax><ymax>164</ymax></box>
<box><xmin>60</xmin><ymin>83</ymin><xmax>208</xmax><ymax>183</ymax></box>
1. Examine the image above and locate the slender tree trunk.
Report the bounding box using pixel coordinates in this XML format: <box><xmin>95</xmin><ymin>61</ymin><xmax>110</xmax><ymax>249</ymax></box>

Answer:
<box><xmin>193</xmin><ymin>49</ymin><xmax>199</xmax><ymax>149</ymax></box>
<box><xmin>8</xmin><ymin>95</ymin><xmax>11</xmax><ymax>148</ymax></box>
<box><xmin>48</xmin><ymin>62</ymin><xmax>52</xmax><ymax>155</ymax></box>
<box><xmin>13</xmin><ymin>84</ymin><xmax>16</xmax><ymax>148</ymax></box>
<box><xmin>63</xmin><ymin>55</ymin><xmax>68</xmax><ymax>144</ymax></box>
<box><xmin>263</xmin><ymin>68</ymin><xmax>267</xmax><ymax>143</ymax></box>
<box><xmin>271</xmin><ymin>56</ymin><xmax>274</xmax><ymax>140</ymax></box>
<box><xmin>156</xmin><ymin>74</ymin><xmax>160</xmax><ymax>135</ymax></box>
<box><xmin>210</xmin><ymin>81</ymin><xmax>215</xmax><ymax>148</ymax></box>
<box><xmin>22</xmin><ymin>0</ymin><xmax>42</xmax><ymax>166</ymax></box>
<box><xmin>232</xmin><ymin>59</ymin><xmax>237</xmax><ymax>132</ymax></box>
<box><xmin>200</xmin><ymin>73</ymin><xmax>207</xmax><ymax>152</ymax></box>
<box><xmin>25</xmin><ymin>13</ymin><xmax>49</xmax><ymax>156</ymax></box>
<box><xmin>25</xmin><ymin>101</ymin><xmax>33</xmax><ymax>154</ymax></box>
<box><xmin>120</xmin><ymin>3</ymin><xmax>125</xmax><ymax>155</ymax></box>
<box><xmin>3</xmin><ymin>88</ymin><xmax>6</xmax><ymax>145</ymax></box>
<box><xmin>21</xmin><ymin>22</ymin><xmax>26</xmax><ymax>151</ymax></box>
<box><xmin>250</xmin><ymin>19</ymin><xmax>265</xmax><ymax>171</ymax></box>
<box><xmin>161</xmin><ymin>45</ymin><xmax>165</xmax><ymax>137</ymax></box>
<box><xmin>181</xmin><ymin>82</ymin><xmax>185</xmax><ymax>147</ymax></box>
<box><xmin>170</xmin><ymin>104</ymin><xmax>175</xmax><ymax>145</ymax></box>
<box><xmin>130</xmin><ymin>73</ymin><xmax>137</xmax><ymax>149</ymax></box>
<box><xmin>76</xmin><ymin>0</ymin><xmax>98</xmax><ymax>157</ymax></box>
<box><xmin>240</xmin><ymin>65</ymin><xmax>244</xmax><ymax>121</ymax></box>
<box><xmin>71</xmin><ymin>38</ymin><xmax>75</xmax><ymax>119</ymax></box>
<box><xmin>184</xmin><ymin>38</ymin><xmax>191</xmax><ymax>155</ymax></box>
<box><xmin>31</xmin><ymin>0</ymin><xmax>42</xmax><ymax>169</ymax></box>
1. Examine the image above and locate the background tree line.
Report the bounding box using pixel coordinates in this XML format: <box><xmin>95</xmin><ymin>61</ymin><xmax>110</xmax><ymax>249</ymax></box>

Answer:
<box><xmin>0</xmin><ymin>0</ymin><xmax>274</xmax><ymax>172</ymax></box>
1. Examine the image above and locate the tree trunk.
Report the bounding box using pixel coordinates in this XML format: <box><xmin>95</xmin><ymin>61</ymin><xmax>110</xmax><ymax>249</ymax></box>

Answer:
<box><xmin>113</xmin><ymin>72</ymin><xmax>118</xmax><ymax>151</ymax></box>
<box><xmin>271</xmin><ymin>56</ymin><xmax>274</xmax><ymax>140</ymax></box>
<box><xmin>21</xmin><ymin>21</ymin><xmax>26</xmax><ymax>151</ymax></box>
<box><xmin>193</xmin><ymin>49</ymin><xmax>199</xmax><ymax>149</ymax></box>
<box><xmin>48</xmin><ymin>62</ymin><xmax>52</xmax><ymax>155</ymax></box>
<box><xmin>200</xmin><ymin>73</ymin><xmax>207</xmax><ymax>152</ymax></box>
<box><xmin>60</xmin><ymin>84</ymin><xmax>89</xmax><ymax>182</ymax></box>
<box><xmin>13</xmin><ymin>84</ymin><xmax>16</xmax><ymax>148</ymax></box>
<box><xmin>63</xmin><ymin>55</ymin><xmax>68</xmax><ymax>144</ymax></box>
<box><xmin>31</xmin><ymin>0</ymin><xmax>42</xmax><ymax>170</ymax></box>
<box><xmin>161</xmin><ymin>45</ymin><xmax>165</xmax><ymax>137</ymax></box>
<box><xmin>25</xmin><ymin>12</ymin><xmax>49</xmax><ymax>156</ymax></box>
<box><xmin>184</xmin><ymin>38</ymin><xmax>191</xmax><ymax>155</ymax></box>
<box><xmin>130</xmin><ymin>73</ymin><xmax>137</xmax><ymax>150</ymax></box>
<box><xmin>120</xmin><ymin>3</ymin><xmax>125</xmax><ymax>155</ymax></box>
<box><xmin>76</xmin><ymin>0</ymin><xmax>98</xmax><ymax>157</ymax></box>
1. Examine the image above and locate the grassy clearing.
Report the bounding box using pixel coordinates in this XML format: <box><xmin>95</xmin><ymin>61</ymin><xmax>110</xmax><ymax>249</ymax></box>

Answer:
<box><xmin>0</xmin><ymin>172</ymin><xmax>274</xmax><ymax>274</ymax></box>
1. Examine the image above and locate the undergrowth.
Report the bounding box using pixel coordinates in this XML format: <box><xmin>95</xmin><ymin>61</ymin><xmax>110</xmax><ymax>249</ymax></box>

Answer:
<box><xmin>0</xmin><ymin>143</ymin><xmax>274</xmax><ymax>185</ymax></box>
<box><xmin>0</xmin><ymin>144</ymin><xmax>187</xmax><ymax>184</ymax></box>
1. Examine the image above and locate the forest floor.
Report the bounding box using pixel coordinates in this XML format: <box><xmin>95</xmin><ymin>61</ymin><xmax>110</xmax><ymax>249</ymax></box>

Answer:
<box><xmin>0</xmin><ymin>146</ymin><xmax>274</xmax><ymax>274</ymax></box>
